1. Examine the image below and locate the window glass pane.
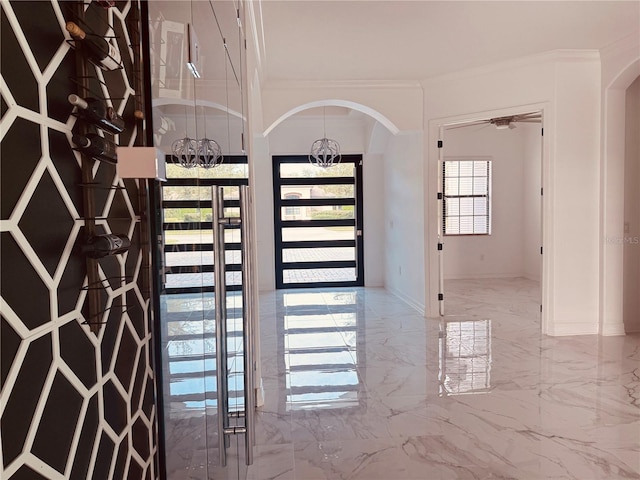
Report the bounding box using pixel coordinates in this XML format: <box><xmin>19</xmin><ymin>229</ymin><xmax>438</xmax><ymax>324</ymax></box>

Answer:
<box><xmin>458</xmin><ymin>177</ymin><xmax>473</xmax><ymax>195</ymax></box>
<box><xmin>282</xmin><ymin>227</ymin><xmax>354</xmax><ymax>242</ymax></box>
<box><xmin>460</xmin><ymin>198</ymin><xmax>474</xmax><ymax>216</ymax></box>
<box><xmin>458</xmin><ymin>161</ymin><xmax>473</xmax><ymax>176</ymax></box>
<box><xmin>280</xmin><ymin>205</ymin><xmax>354</xmax><ymax>221</ymax></box>
<box><xmin>165</xmin><ymin>229</ymin><xmax>239</xmax><ymax>244</ymax></box>
<box><xmin>474</xmin><ymin>217</ymin><xmax>488</xmax><ymax>234</ymax></box>
<box><xmin>474</xmin><ymin>161</ymin><xmax>489</xmax><ymax>176</ymax></box>
<box><xmin>163</xmin><ymin>186</ymin><xmax>213</xmax><ymax>201</ymax></box>
<box><xmin>166</xmin><ymin>162</ymin><xmax>248</xmax><ymax>179</ymax></box>
<box><xmin>283</xmin><ymin>267</ymin><xmax>356</xmax><ymax>283</ymax></box>
<box><xmin>280</xmin><ymin>185</ymin><xmax>354</xmax><ymax>200</ymax></box>
<box><xmin>445</xmin><ymin>198</ymin><xmax>459</xmax><ymax>216</ymax></box>
<box><xmin>444</xmin><ymin>178</ymin><xmax>459</xmax><ymax>196</ymax></box>
<box><xmin>473</xmin><ymin>198</ymin><xmax>487</xmax><ymax>215</ymax></box>
<box><xmin>459</xmin><ymin>216</ymin><xmax>474</xmax><ymax>234</ymax></box>
<box><xmin>444</xmin><ymin>161</ymin><xmax>459</xmax><ymax>177</ymax></box>
<box><xmin>163</xmin><ymin>208</ymin><xmax>212</xmax><ymax>223</ymax></box>
<box><xmin>165</xmin><ymin>271</ymin><xmax>241</xmax><ymax>289</ymax></box>
<box><xmin>165</xmin><ymin>250</ymin><xmax>240</xmax><ymax>267</ymax></box>
<box><xmin>473</xmin><ymin>177</ymin><xmax>487</xmax><ymax>195</ymax></box>
<box><xmin>283</xmin><ymin>247</ymin><xmax>355</xmax><ymax>263</ymax></box>
<box><xmin>280</xmin><ymin>162</ymin><xmax>354</xmax><ymax>178</ymax></box>
<box><xmin>446</xmin><ymin>217</ymin><xmax>460</xmax><ymax>234</ymax></box>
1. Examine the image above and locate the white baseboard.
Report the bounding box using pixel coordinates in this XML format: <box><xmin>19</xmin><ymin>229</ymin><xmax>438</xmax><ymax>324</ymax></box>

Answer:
<box><xmin>601</xmin><ymin>322</ymin><xmax>627</xmax><ymax>336</ymax></box>
<box><xmin>546</xmin><ymin>322</ymin><xmax>599</xmax><ymax>336</ymax></box>
<box><xmin>387</xmin><ymin>287</ymin><xmax>426</xmax><ymax>315</ymax></box>
<box><xmin>443</xmin><ymin>273</ymin><xmax>526</xmax><ymax>281</ymax></box>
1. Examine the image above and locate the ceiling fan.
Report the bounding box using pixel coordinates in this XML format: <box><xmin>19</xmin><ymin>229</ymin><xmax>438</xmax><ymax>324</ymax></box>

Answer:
<box><xmin>447</xmin><ymin>112</ymin><xmax>542</xmax><ymax>130</ymax></box>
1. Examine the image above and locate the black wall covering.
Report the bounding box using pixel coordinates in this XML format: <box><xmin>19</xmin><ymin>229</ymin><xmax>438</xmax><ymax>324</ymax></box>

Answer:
<box><xmin>0</xmin><ymin>1</ymin><xmax>158</xmax><ymax>478</ymax></box>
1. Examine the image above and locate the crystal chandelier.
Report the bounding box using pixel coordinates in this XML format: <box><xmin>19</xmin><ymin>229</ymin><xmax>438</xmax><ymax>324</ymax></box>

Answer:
<box><xmin>171</xmin><ymin>137</ymin><xmax>223</xmax><ymax>169</ymax></box>
<box><xmin>171</xmin><ymin>137</ymin><xmax>199</xmax><ymax>168</ymax></box>
<box><xmin>171</xmin><ymin>104</ymin><xmax>223</xmax><ymax>169</ymax></box>
<box><xmin>198</xmin><ymin>138</ymin><xmax>223</xmax><ymax>168</ymax></box>
<box><xmin>309</xmin><ymin>106</ymin><xmax>341</xmax><ymax>168</ymax></box>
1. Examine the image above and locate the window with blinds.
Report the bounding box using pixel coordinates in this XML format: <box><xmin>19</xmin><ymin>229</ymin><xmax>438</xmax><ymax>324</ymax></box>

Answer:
<box><xmin>443</xmin><ymin>159</ymin><xmax>491</xmax><ymax>235</ymax></box>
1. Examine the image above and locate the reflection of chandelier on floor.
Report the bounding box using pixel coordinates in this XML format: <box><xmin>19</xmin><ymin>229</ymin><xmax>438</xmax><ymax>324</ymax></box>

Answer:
<box><xmin>172</xmin><ymin>137</ymin><xmax>223</xmax><ymax>169</ymax></box>
<box><xmin>309</xmin><ymin>106</ymin><xmax>341</xmax><ymax>168</ymax></box>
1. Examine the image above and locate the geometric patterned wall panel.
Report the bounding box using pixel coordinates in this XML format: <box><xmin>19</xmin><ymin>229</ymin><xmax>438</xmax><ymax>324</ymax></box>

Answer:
<box><xmin>0</xmin><ymin>1</ymin><xmax>158</xmax><ymax>478</ymax></box>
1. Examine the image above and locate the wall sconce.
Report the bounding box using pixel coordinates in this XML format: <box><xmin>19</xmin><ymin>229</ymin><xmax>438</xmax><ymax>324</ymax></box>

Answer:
<box><xmin>116</xmin><ymin>146</ymin><xmax>167</xmax><ymax>181</ymax></box>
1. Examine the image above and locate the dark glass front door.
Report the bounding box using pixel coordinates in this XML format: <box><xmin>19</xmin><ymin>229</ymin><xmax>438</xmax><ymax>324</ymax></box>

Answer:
<box><xmin>273</xmin><ymin>155</ymin><xmax>364</xmax><ymax>289</ymax></box>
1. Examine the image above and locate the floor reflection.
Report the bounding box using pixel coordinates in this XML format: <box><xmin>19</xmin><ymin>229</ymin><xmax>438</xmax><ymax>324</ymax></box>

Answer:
<box><xmin>161</xmin><ymin>279</ymin><xmax>640</xmax><ymax>480</ymax></box>
<box><xmin>161</xmin><ymin>292</ymin><xmax>245</xmax><ymax>413</ymax></box>
<box><xmin>439</xmin><ymin>318</ymin><xmax>492</xmax><ymax>395</ymax></box>
<box><xmin>282</xmin><ymin>290</ymin><xmax>362</xmax><ymax>411</ymax></box>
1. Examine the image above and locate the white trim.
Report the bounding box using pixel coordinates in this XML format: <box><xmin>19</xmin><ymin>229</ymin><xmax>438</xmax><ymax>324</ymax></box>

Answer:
<box><xmin>443</xmin><ymin>273</ymin><xmax>525</xmax><ymax>281</ymax></box>
<box><xmin>387</xmin><ymin>287</ymin><xmax>425</xmax><ymax>316</ymax></box>
<box><xmin>263</xmin><ymin>79</ymin><xmax>423</xmax><ymax>90</ymax></box>
<box><xmin>601</xmin><ymin>322</ymin><xmax>627</xmax><ymax>336</ymax></box>
<box><xmin>546</xmin><ymin>321</ymin><xmax>599</xmax><ymax>337</ymax></box>
<box><xmin>426</xmin><ymin>102</ymin><xmax>550</xmax><ymax>327</ymax></box>
<box><xmin>423</xmin><ymin>50</ymin><xmax>600</xmax><ymax>86</ymax></box>
<box><xmin>263</xmin><ymin>99</ymin><xmax>400</xmax><ymax>137</ymax></box>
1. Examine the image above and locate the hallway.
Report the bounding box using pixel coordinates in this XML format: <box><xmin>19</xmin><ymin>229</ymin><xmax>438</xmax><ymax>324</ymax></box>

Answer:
<box><xmin>247</xmin><ymin>278</ymin><xmax>640</xmax><ymax>479</ymax></box>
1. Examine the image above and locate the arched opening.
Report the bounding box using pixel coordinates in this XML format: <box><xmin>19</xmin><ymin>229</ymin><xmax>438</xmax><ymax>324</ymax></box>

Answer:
<box><xmin>266</xmin><ymin>103</ymin><xmax>393</xmax><ymax>289</ymax></box>
<box><xmin>263</xmin><ymin>99</ymin><xmax>400</xmax><ymax>138</ymax></box>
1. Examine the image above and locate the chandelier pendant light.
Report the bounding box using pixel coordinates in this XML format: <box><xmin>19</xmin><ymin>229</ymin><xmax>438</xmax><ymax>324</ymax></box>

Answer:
<box><xmin>199</xmin><ymin>137</ymin><xmax>223</xmax><ymax>168</ymax></box>
<box><xmin>171</xmin><ymin>137</ymin><xmax>199</xmax><ymax>168</ymax></box>
<box><xmin>309</xmin><ymin>106</ymin><xmax>341</xmax><ymax>168</ymax></box>
<box><xmin>171</xmin><ymin>105</ymin><xmax>223</xmax><ymax>169</ymax></box>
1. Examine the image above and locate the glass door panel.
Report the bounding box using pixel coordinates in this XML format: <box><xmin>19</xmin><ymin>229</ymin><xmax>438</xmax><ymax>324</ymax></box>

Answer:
<box><xmin>281</xmin><ymin>226</ymin><xmax>355</xmax><ymax>242</ymax></box>
<box><xmin>282</xmin><ymin>246</ymin><xmax>356</xmax><ymax>263</ymax></box>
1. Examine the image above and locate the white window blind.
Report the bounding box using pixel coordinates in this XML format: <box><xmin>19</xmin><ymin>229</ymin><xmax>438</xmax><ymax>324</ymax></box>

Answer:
<box><xmin>443</xmin><ymin>159</ymin><xmax>491</xmax><ymax>235</ymax></box>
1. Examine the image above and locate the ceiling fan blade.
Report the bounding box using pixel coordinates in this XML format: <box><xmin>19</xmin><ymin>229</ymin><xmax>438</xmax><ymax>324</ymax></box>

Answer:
<box><xmin>514</xmin><ymin>113</ymin><xmax>542</xmax><ymax>121</ymax></box>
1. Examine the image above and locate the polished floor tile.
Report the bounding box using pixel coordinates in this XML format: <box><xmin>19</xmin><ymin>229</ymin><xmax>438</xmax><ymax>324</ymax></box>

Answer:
<box><xmin>163</xmin><ymin>278</ymin><xmax>640</xmax><ymax>479</ymax></box>
<box><xmin>246</xmin><ymin>279</ymin><xmax>640</xmax><ymax>479</ymax></box>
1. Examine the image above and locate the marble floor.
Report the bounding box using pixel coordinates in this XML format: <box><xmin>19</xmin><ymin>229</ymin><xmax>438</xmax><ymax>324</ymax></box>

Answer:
<box><xmin>164</xmin><ymin>278</ymin><xmax>640</xmax><ymax>479</ymax></box>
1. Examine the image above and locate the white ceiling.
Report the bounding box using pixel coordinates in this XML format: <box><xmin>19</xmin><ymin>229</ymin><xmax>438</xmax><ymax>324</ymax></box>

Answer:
<box><xmin>257</xmin><ymin>0</ymin><xmax>640</xmax><ymax>82</ymax></box>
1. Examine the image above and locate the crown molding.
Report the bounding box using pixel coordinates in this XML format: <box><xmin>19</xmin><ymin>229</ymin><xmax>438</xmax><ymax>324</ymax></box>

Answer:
<box><xmin>421</xmin><ymin>49</ymin><xmax>600</xmax><ymax>86</ymax></box>
<box><xmin>263</xmin><ymin>79</ymin><xmax>423</xmax><ymax>91</ymax></box>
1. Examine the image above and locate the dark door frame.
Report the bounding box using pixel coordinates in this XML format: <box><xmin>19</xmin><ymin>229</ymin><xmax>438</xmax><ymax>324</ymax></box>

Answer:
<box><xmin>272</xmin><ymin>154</ymin><xmax>364</xmax><ymax>289</ymax></box>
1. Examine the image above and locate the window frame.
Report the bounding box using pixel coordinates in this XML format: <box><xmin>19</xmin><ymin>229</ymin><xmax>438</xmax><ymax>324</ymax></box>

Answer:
<box><xmin>442</xmin><ymin>157</ymin><xmax>492</xmax><ymax>236</ymax></box>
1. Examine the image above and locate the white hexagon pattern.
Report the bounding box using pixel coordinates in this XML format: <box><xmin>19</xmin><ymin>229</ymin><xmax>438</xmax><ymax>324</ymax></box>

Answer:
<box><xmin>0</xmin><ymin>1</ymin><xmax>158</xmax><ymax>479</ymax></box>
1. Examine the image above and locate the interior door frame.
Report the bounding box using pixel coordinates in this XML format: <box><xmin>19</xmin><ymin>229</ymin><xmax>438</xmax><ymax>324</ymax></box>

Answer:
<box><xmin>433</xmin><ymin>106</ymin><xmax>546</xmax><ymax>319</ymax></box>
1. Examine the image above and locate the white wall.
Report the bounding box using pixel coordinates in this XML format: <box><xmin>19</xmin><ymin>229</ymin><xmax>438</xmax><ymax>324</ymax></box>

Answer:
<box><xmin>363</xmin><ymin>153</ymin><xmax>385</xmax><ymax>287</ymax></box>
<box><xmin>623</xmin><ymin>75</ymin><xmax>640</xmax><ymax>332</ymax></box>
<box><xmin>442</xmin><ymin>125</ymin><xmax>528</xmax><ymax>279</ymax></box>
<box><xmin>423</xmin><ymin>51</ymin><xmax>602</xmax><ymax>335</ymax></box>
<box><xmin>383</xmin><ymin>132</ymin><xmax>426</xmax><ymax>311</ymax></box>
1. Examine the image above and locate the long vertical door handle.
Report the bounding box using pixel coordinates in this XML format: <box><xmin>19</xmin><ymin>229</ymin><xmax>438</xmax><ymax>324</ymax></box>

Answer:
<box><xmin>212</xmin><ymin>186</ymin><xmax>228</xmax><ymax>466</ymax></box>
<box><xmin>240</xmin><ymin>185</ymin><xmax>255</xmax><ymax>465</ymax></box>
